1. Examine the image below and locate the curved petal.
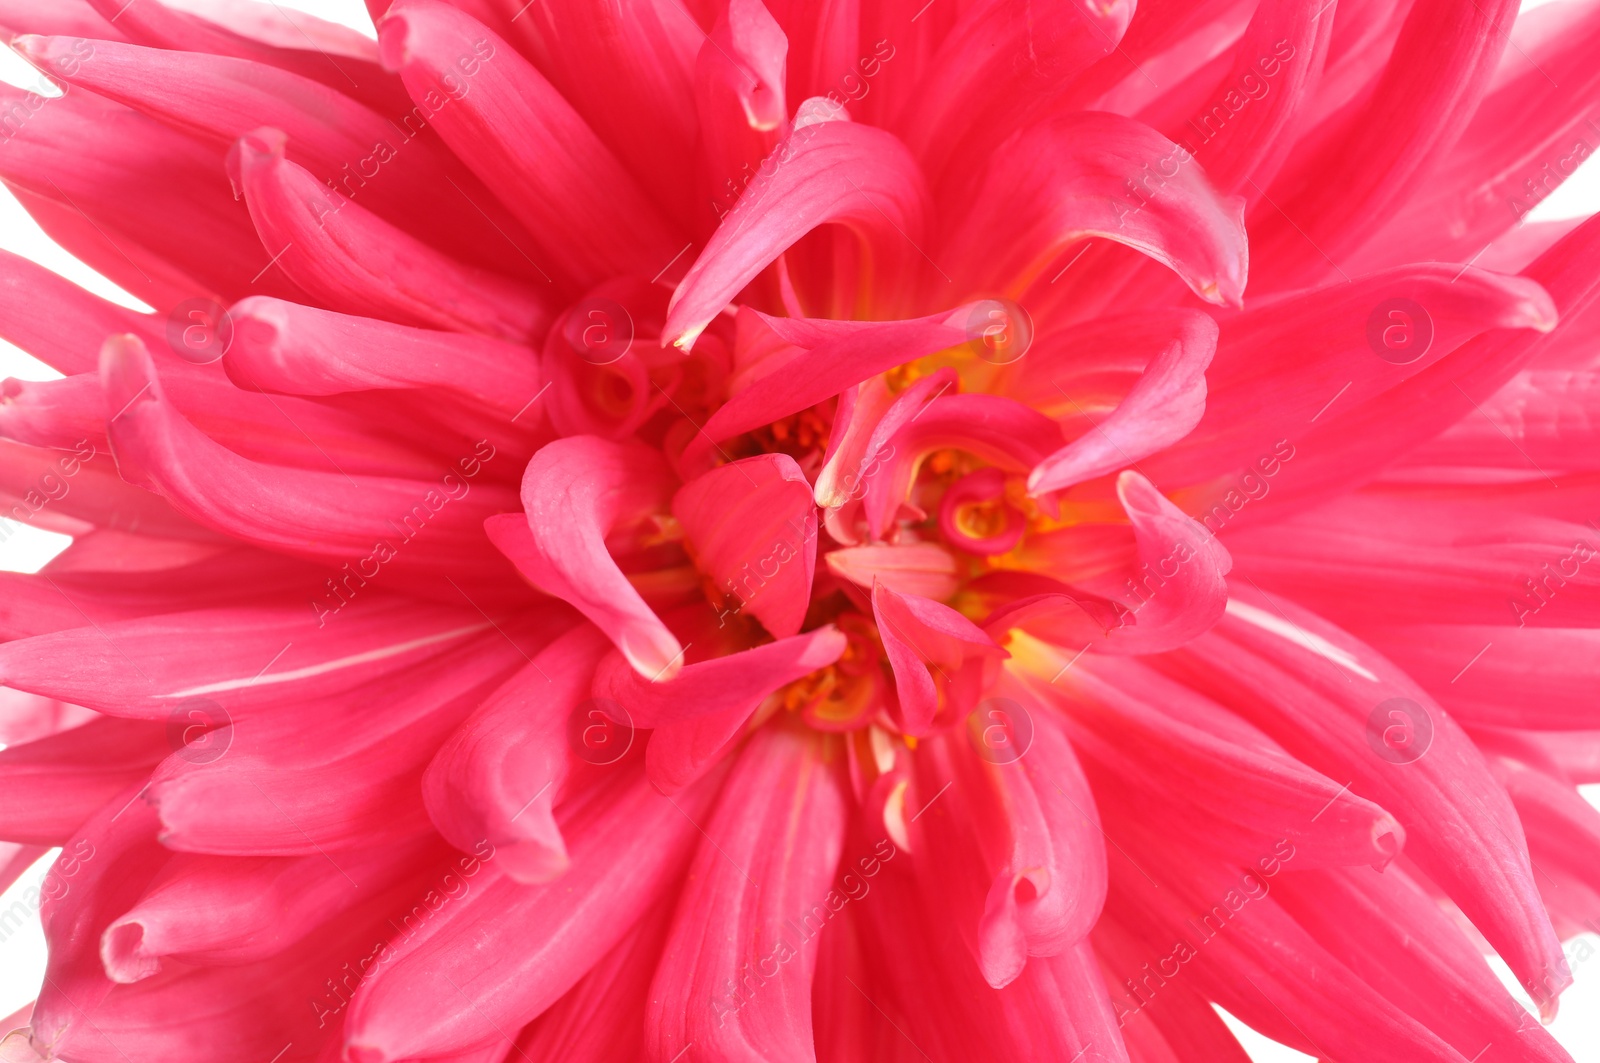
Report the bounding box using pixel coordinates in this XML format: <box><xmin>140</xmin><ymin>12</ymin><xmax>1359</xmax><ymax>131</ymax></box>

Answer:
<box><xmin>505</xmin><ymin>435</ymin><xmax>681</xmax><ymax>675</ymax></box>
<box><xmin>1249</xmin><ymin>0</ymin><xmax>1522</xmax><ymax>283</ymax></box>
<box><xmin>1149</xmin><ymin>264</ymin><xmax>1557</xmax><ymax>490</ymax></box>
<box><xmin>12</xmin><ymin>33</ymin><xmax>529</xmax><ymax>278</ymax></box>
<box><xmin>228</xmin><ymin>128</ymin><xmax>549</xmax><ymax>343</ymax></box>
<box><xmin>101</xmin><ymin>335</ymin><xmax>520</xmax><ymax>576</ymax></box>
<box><xmin>0</xmin><ymin>248</ymin><xmax>158</xmax><ymax>376</ymax></box>
<box><xmin>0</xmin><ymin>717</ymin><xmax>168</xmax><ymax>846</ymax></box>
<box><xmin>825</xmin><ymin>541</ymin><xmax>963</xmax><ymax>600</ymax></box>
<box><xmin>941</xmin><ymin>111</ymin><xmax>1248</xmax><ymax>306</ymax></box>
<box><xmin>665</xmin><ymin>109</ymin><xmax>930</xmax><ymax>348</ymax></box>
<box><xmin>898</xmin><ymin>0</ymin><xmax>1137</xmax><ymax>188</ymax></box>
<box><xmin>1159</xmin><ymin>585</ymin><xmax>1572</xmax><ymax>1012</ymax></box>
<box><xmin>342</xmin><ymin>763</ymin><xmax>726</xmax><ymax>1063</ymax></box>
<box><xmin>422</xmin><ymin>624</ymin><xmax>605</xmax><ymax>884</ymax></box>
<box><xmin>100</xmin><ymin>841</ymin><xmax>434</xmax><ymax>979</ymax></box>
<box><xmin>591</xmin><ymin>626</ymin><xmax>846</xmax><ymax>729</ymax></box>
<box><xmin>696</xmin><ymin>0</ymin><xmax>790</xmax><ymax>224</ymax></box>
<box><xmin>672</xmin><ymin>453</ymin><xmax>817</xmax><ymax>638</ymax></box>
<box><xmin>0</xmin><ymin>85</ymin><xmax>306</xmax><ymax>306</ymax></box>
<box><xmin>987</xmin><ymin>472</ymin><xmax>1232</xmax><ymax>655</ymax></box>
<box><xmin>872</xmin><ymin>580</ymin><xmax>1004</xmax><ymax>736</ymax></box>
<box><xmin>498</xmin><ymin>0</ymin><xmax>701</xmax><ymax>226</ymax></box>
<box><xmin>647</xmin><ymin>726</ymin><xmax>846</xmax><ymax>1063</ymax></box>
<box><xmin>1028</xmin><ymin>311</ymin><xmax>1218</xmax><ymax>494</ymax></box>
<box><xmin>864</xmin><ymin>393</ymin><xmax>1063</xmax><ymax>540</ymax></box>
<box><xmin>224</xmin><ymin>298</ymin><xmax>540</xmax><ymax>418</ymax></box>
<box><xmin>378</xmin><ymin>1</ymin><xmax>684</xmax><ymax>289</ymax></box>
<box><xmin>496</xmin><ymin>436</ymin><xmax>682</xmax><ymax>679</ymax></box>
<box><xmin>689</xmin><ymin>307</ymin><xmax>974</xmax><ymax>466</ymax></box>
<box><xmin>76</xmin><ymin>0</ymin><xmax>403</xmax><ymax>113</ymax></box>
<box><xmin>1041</xmin><ymin>653</ymin><xmax>1406</xmax><ymax>870</ymax></box>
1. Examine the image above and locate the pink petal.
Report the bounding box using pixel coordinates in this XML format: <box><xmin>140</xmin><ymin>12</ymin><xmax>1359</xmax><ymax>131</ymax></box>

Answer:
<box><xmin>1148</xmin><ymin>264</ymin><xmax>1557</xmax><ymax>490</ymax></box>
<box><xmin>1028</xmin><ymin>311</ymin><xmax>1218</xmax><ymax>495</ymax></box>
<box><xmin>592</xmin><ymin>626</ymin><xmax>847</xmax><ymax>730</ymax></box>
<box><xmin>500</xmin><ymin>0</ymin><xmax>701</xmax><ymax>227</ymax></box>
<box><xmin>378</xmin><ymin>1</ymin><xmax>684</xmax><ymax>289</ymax></box>
<box><xmin>872</xmin><ymin>580</ymin><xmax>1004</xmax><ymax>735</ymax></box>
<box><xmin>1160</xmin><ymin>585</ymin><xmax>1572</xmax><ymax>1010</ymax></box>
<box><xmin>421</xmin><ymin>624</ymin><xmax>605</xmax><ymax>883</ymax></box>
<box><xmin>0</xmin><ymin>84</ymin><xmax>306</xmax><ymax>305</ymax></box>
<box><xmin>101</xmin><ymin>334</ymin><xmax>521</xmax><ymax>578</ymax></box>
<box><xmin>672</xmin><ymin>453</ymin><xmax>817</xmax><ymax>638</ymax></box>
<box><xmin>1056</xmin><ymin>655</ymin><xmax>1406</xmax><ymax>871</ymax></box>
<box><xmin>825</xmin><ymin>541</ymin><xmax>962</xmax><ymax>601</ymax></box>
<box><xmin>941</xmin><ymin>111</ymin><xmax>1248</xmax><ymax>306</ymax></box>
<box><xmin>227</xmin><ymin>129</ymin><xmax>549</xmax><ymax>342</ymax></box>
<box><xmin>863</xmin><ymin>393</ymin><xmax>1062</xmax><ymax>541</ymax></box>
<box><xmin>1249</xmin><ymin>0</ymin><xmax>1522</xmax><ymax>284</ymax></box>
<box><xmin>12</xmin><ymin>33</ymin><xmax>529</xmax><ymax>278</ymax></box>
<box><xmin>497</xmin><ymin>435</ymin><xmax>683</xmax><ymax>679</ymax></box>
<box><xmin>0</xmin><ymin>717</ymin><xmax>167</xmax><ymax>846</ymax></box>
<box><xmin>647</xmin><ymin>726</ymin><xmax>846</xmax><ymax>1063</ymax></box>
<box><xmin>689</xmin><ymin>308</ymin><xmax>971</xmax><ymax>466</ymax></box>
<box><xmin>664</xmin><ymin>109</ymin><xmax>929</xmax><ymax>349</ymax></box>
<box><xmin>341</xmin><ymin>762</ymin><xmax>727</xmax><ymax>1062</ymax></box>
<box><xmin>101</xmin><ymin>840</ymin><xmax>439</xmax><ymax>980</ymax></box>
<box><xmin>224</xmin><ymin>298</ymin><xmax>541</xmax><ymax>418</ymax></box>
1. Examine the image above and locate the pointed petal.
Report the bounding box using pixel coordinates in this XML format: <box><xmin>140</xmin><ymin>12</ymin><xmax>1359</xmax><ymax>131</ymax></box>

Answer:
<box><xmin>690</xmin><ymin>308</ymin><xmax>971</xmax><ymax>464</ymax></box>
<box><xmin>1250</xmin><ymin>0</ymin><xmax>1522</xmax><ymax>282</ymax></box>
<box><xmin>864</xmin><ymin>393</ymin><xmax>1062</xmax><ymax>541</ymax></box>
<box><xmin>593</xmin><ymin>627</ymin><xmax>847</xmax><ymax>729</ymax></box>
<box><xmin>1044</xmin><ymin>653</ymin><xmax>1406</xmax><ymax>871</ymax></box>
<box><xmin>224</xmin><ymin>297</ymin><xmax>541</xmax><ymax>417</ymax></box>
<box><xmin>872</xmin><ymin>581</ymin><xmax>1004</xmax><ymax>735</ymax></box>
<box><xmin>11</xmin><ymin>33</ymin><xmax>528</xmax><ymax>278</ymax></box>
<box><xmin>0</xmin><ymin>84</ymin><xmax>306</xmax><ymax>305</ymax></box>
<box><xmin>825</xmin><ymin>542</ymin><xmax>962</xmax><ymax>600</ymax></box>
<box><xmin>1150</xmin><ymin>265</ymin><xmax>1557</xmax><ymax>489</ymax></box>
<box><xmin>500</xmin><ymin>0</ymin><xmax>701</xmax><ymax>227</ymax></box>
<box><xmin>0</xmin><ymin>717</ymin><xmax>167</xmax><ymax>846</ymax></box>
<box><xmin>0</xmin><ymin>597</ymin><xmax>493</xmax><ymax>718</ymax></box>
<box><xmin>101</xmin><ymin>841</ymin><xmax>436</xmax><ymax>979</ymax></box>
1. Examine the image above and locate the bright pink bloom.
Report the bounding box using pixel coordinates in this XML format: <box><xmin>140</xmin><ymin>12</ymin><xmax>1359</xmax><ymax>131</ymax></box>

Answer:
<box><xmin>0</xmin><ymin>0</ymin><xmax>1598</xmax><ymax>1061</ymax></box>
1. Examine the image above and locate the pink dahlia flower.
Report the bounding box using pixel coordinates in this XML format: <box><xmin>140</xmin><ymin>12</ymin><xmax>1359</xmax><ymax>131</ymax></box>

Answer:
<box><xmin>1</xmin><ymin>0</ymin><xmax>1599</xmax><ymax>1059</ymax></box>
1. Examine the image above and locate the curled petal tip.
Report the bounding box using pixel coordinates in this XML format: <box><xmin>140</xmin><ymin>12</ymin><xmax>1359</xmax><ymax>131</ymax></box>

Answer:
<box><xmin>1371</xmin><ymin>818</ymin><xmax>1405</xmax><ymax>871</ymax></box>
<box><xmin>374</xmin><ymin>12</ymin><xmax>411</xmax><ymax>72</ymax></box>
<box><xmin>100</xmin><ymin>919</ymin><xmax>160</xmax><ymax>985</ymax></box>
<box><xmin>621</xmin><ymin>627</ymin><xmax>685</xmax><ymax>682</ymax></box>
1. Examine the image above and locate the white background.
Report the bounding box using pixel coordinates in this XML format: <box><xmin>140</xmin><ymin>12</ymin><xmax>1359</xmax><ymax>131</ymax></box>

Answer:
<box><xmin>0</xmin><ymin>1</ymin><xmax>1597</xmax><ymax>1058</ymax></box>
